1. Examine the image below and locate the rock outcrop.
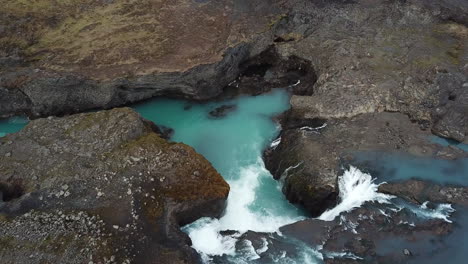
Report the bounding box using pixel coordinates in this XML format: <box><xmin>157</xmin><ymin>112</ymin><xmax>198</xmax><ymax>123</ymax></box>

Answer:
<box><xmin>379</xmin><ymin>180</ymin><xmax>468</xmax><ymax>207</ymax></box>
<box><xmin>281</xmin><ymin>203</ymin><xmax>459</xmax><ymax>264</ymax></box>
<box><xmin>265</xmin><ymin>112</ymin><xmax>468</xmax><ymax>216</ymax></box>
<box><xmin>280</xmin><ymin>178</ymin><xmax>468</xmax><ymax>264</ymax></box>
<box><xmin>275</xmin><ymin>0</ymin><xmax>468</xmax><ymax>143</ymax></box>
<box><xmin>0</xmin><ymin>108</ymin><xmax>229</xmax><ymax>264</ymax></box>
<box><xmin>264</xmin><ymin>0</ymin><xmax>468</xmax><ymax>216</ymax></box>
<box><xmin>0</xmin><ymin>0</ymin><xmax>288</xmax><ymax>118</ymax></box>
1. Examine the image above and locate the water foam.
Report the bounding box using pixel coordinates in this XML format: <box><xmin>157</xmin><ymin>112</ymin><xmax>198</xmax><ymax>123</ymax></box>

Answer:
<box><xmin>319</xmin><ymin>166</ymin><xmax>394</xmax><ymax>221</ymax></box>
<box><xmin>404</xmin><ymin>201</ymin><xmax>455</xmax><ymax>223</ymax></box>
<box><xmin>270</xmin><ymin>137</ymin><xmax>281</xmax><ymax>149</ymax></box>
<box><xmin>183</xmin><ymin>161</ymin><xmax>305</xmax><ymax>260</ymax></box>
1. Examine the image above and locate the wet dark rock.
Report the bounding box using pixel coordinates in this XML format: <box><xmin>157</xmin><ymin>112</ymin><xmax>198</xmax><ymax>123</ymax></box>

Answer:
<box><xmin>157</xmin><ymin>125</ymin><xmax>175</xmax><ymax>140</ymax></box>
<box><xmin>209</xmin><ymin>104</ymin><xmax>237</xmax><ymax>118</ymax></box>
<box><xmin>183</xmin><ymin>104</ymin><xmax>193</xmax><ymax>111</ymax></box>
<box><xmin>230</xmin><ymin>45</ymin><xmax>317</xmax><ymax>96</ymax></box>
<box><xmin>219</xmin><ymin>230</ymin><xmax>240</xmax><ymax>236</ymax></box>
<box><xmin>0</xmin><ymin>108</ymin><xmax>230</xmax><ymax>264</ymax></box>
<box><xmin>379</xmin><ymin>180</ymin><xmax>468</xmax><ymax>207</ymax></box>
<box><xmin>265</xmin><ymin>112</ymin><xmax>467</xmax><ymax>216</ymax></box>
<box><xmin>214</xmin><ymin>229</ymin><xmax>315</xmax><ymax>263</ymax></box>
<box><xmin>281</xmin><ymin>204</ymin><xmax>454</xmax><ymax>264</ymax></box>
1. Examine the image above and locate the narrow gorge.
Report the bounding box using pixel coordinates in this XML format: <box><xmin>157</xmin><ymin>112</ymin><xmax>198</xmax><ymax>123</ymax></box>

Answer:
<box><xmin>1</xmin><ymin>0</ymin><xmax>468</xmax><ymax>263</ymax></box>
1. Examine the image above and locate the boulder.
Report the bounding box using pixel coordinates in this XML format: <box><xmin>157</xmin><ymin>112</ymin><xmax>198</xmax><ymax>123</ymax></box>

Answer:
<box><xmin>208</xmin><ymin>104</ymin><xmax>237</xmax><ymax>119</ymax></box>
<box><xmin>0</xmin><ymin>108</ymin><xmax>229</xmax><ymax>264</ymax></box>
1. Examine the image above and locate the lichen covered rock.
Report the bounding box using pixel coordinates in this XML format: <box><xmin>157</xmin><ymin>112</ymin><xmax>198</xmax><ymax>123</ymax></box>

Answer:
<box><xmin>0</xmin><ymin>108</ymin><xmax>229</xmax><ymax>264</ymax></box>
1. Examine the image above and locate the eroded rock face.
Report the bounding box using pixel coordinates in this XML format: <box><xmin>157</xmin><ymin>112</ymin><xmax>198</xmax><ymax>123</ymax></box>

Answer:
<box><xmin>263</xmin><ymin>0</ymin><xmax>468</xmax><ymax>217</ymax></box>
<box><xmin>0</xmin><ymin>0</ymin><xmax>285</xmax><ymax>118</ymax></box>
<box><xmin>265</xmin><ymin>112</ymin><xmax>468</xmax><ymax>216</ymax></box>
<box><xmin>275</xmin><ymin>0</ymin><xmax>468</xmax><ymax>143</ymax></box>
<box><xmin>3</xmin><ymin>0</ymin><xmax>466</xmax><ymax>144</ymax></box>
<box><xmin>0</xmin><ymin>108</ymin><xmax>229</xmax><ymax>264</ymax></box>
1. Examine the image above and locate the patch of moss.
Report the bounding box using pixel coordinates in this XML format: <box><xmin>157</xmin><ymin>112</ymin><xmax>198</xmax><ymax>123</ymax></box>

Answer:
<box><xmin>120</xmin><ymin>133</ymin><xmax>169</xmax><ymax>152</ymax></box>
<box><xmin>65</xmin><ymin>108</ymin><xmax>138</xmax><ymax>135</ymax></box>
<box><xmin>162</xmin><ymin>144</ymin><xmax>229</xmax><ymax>202</ymax></box>
<box><xmin>0</xmin><ymin>236</ymin><xmax>15</xmax><ymax>250</ymax></box>
<box><xmin>268</xmin><ymin>14</ymin><xmax>287</xmax><ymax>29</ymax></box>
<box><xmin>65</xmin><ymin>112</ymin><xmax>102</xmax><ymax>135</ymax></box>
<box><xmin>140</xmin><ymin>193</ymin><xmax>165</xmax><ymax>232</ymax></box>
<box><xmin>0</xmin><ymin>214</ymin><xmax>8</xmax><ymax>222</ymax></box>
<box><xmin>375</xmin><ymin>25</ymin><xmax>464</xmax><ymax>73</ymax></box>
<box><xmin>37</xmin><ymin>234</ymin><xmax>75</xmax><ymax>254</ymax></box>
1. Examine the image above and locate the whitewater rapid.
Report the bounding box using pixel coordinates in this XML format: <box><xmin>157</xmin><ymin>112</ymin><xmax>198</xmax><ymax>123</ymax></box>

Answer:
<box><xmin>131</xmin><ymin>89</ymin><xmax>457</xmax><ymax>263</ymax></box>
<box><xmin>184</xmin><ymin>164</ymin><xmax>456</xmax><ymax>263</ymax></box>
<box><xmin>183</xmin><ymin>158</ymin><xmax>306</xmax><ymax>260</ymax></box>
<box><xmin>318</xmin><ymin>166</ymin><xmax>394</xmax><ymax>221</ymax></box>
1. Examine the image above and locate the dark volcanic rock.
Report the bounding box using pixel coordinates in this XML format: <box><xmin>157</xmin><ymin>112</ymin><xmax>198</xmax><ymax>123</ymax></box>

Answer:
<box><xmin>209</xmin><ymin>104</ymin><xmax>237</xmax><ymax>118</ymax></box>
<box><xmin>277</xmin><ymin>0</ymin><xmax>468</xmax><ymax>143</ymax></box>
<box><xmin>0</xmin><ymin>0</ymin><xmax>285</xmax><ymax>118</ymax></box>
<box><xmin>228</xmin><ymin>45</ymin><xmax>317</xmax><ymax>96</ymax></box>
<box><xmin>379</xmin><ymin>180</ymin><xmax>468</xmax><ymax>207</ymax></box>
<box><xmin>432</xmin><ymin>78</ymin><xmax>468</xmax><ymax>143</ymax></box>
<box><xmin>259</xmin><ymin>0</ymin><xmax>468</xmax><ymax>219</ymax></box>
<box><xmin>156</xmin><ymin>125</ymin><xmax>175</xmax><ymax>140</ymax></box>
<box><xmin>0</xmin><ymin>108</ymin><xmax>230</xmax><ymax>264</ymax></box>
<box><xmin>265</xmin><ymin>112</ymin><xmax>467</xmax><ymax>216</ymax></box>
<box><xmin>281</xmin><ymin>204</ymin><xmax>455</xmax><ymax>264</ymax></box>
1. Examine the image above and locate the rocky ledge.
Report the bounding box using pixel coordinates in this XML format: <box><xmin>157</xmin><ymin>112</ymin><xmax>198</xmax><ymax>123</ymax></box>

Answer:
<box><xmin>0</xmin><ymin>108</ymin><xmax>229</xmax><ymax>264</ymax></box>
<box><xmin>265</xmin><ymin>111</ymin><xmax>468</xmax><ymax>216</ymax></box>
<box><xmin>0</xmin><ymin>0</ymin><xmax>320</xmax><ymax>118</ymax></box>
<box><xmin>263</xmin><ymin>0</ymin><xmax>468</xmax><ymax>217</ymax></box>
<box><xmin>278</xmin><ymin>176</ymin><xmax>468</xmax><ymax>263</ymax></box>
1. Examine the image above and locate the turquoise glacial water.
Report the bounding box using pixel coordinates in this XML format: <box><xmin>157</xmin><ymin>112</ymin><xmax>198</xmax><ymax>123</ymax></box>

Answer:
<box><xmin>351</xmin><ymin>152</ymin><xmax>468</xmax><ymax>186</ymax></box>
<box><xmin>134</xmin><ymin>89</ymin><xmax>312</xmax><ymax>263</ymax></box>
<box><xmin>0</xmin><ymin>117</ymin><xmax>28</xmax><ymax>137</ymax></box>
<box><xmin>430</xmin><ymin>135</ymin><xmax>468</xmax><ymax>152</ymax></box>
<box><xmin>2</xmin><ymin>90</ymin><xmax>466</xmax><ymax>263</ymax></box>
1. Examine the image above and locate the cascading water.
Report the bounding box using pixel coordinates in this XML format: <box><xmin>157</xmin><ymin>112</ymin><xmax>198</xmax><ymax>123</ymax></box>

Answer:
<box><xmin>318</xmin><ymin>166</ymin><xmax>394</xmax><ymax>221</ymax></box>
<box><xmin>1</xmin><ymin>89</ymin><xmax>463</xmax><ymax>263</ymax></box>
<box><xmin>133</xmin><ymin>89</ymin><xmax>459</xmax><ymax>263</ymax></box>
<box><xmin>134</xmin><ymin>89</ymin><xmax>310</xmax><ymax>262</ymax></box>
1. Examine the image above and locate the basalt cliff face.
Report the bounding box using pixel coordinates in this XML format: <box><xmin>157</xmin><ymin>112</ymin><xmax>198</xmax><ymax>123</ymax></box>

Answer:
<box><xmin>0</xmin><ymin>108</ymin><xmax>229</xmax><ymax>264</ymax></box>
<box><xmin>0</xmin><ymin>0</ymin><xmax>286</xmax><ymax>117</ymax></box>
